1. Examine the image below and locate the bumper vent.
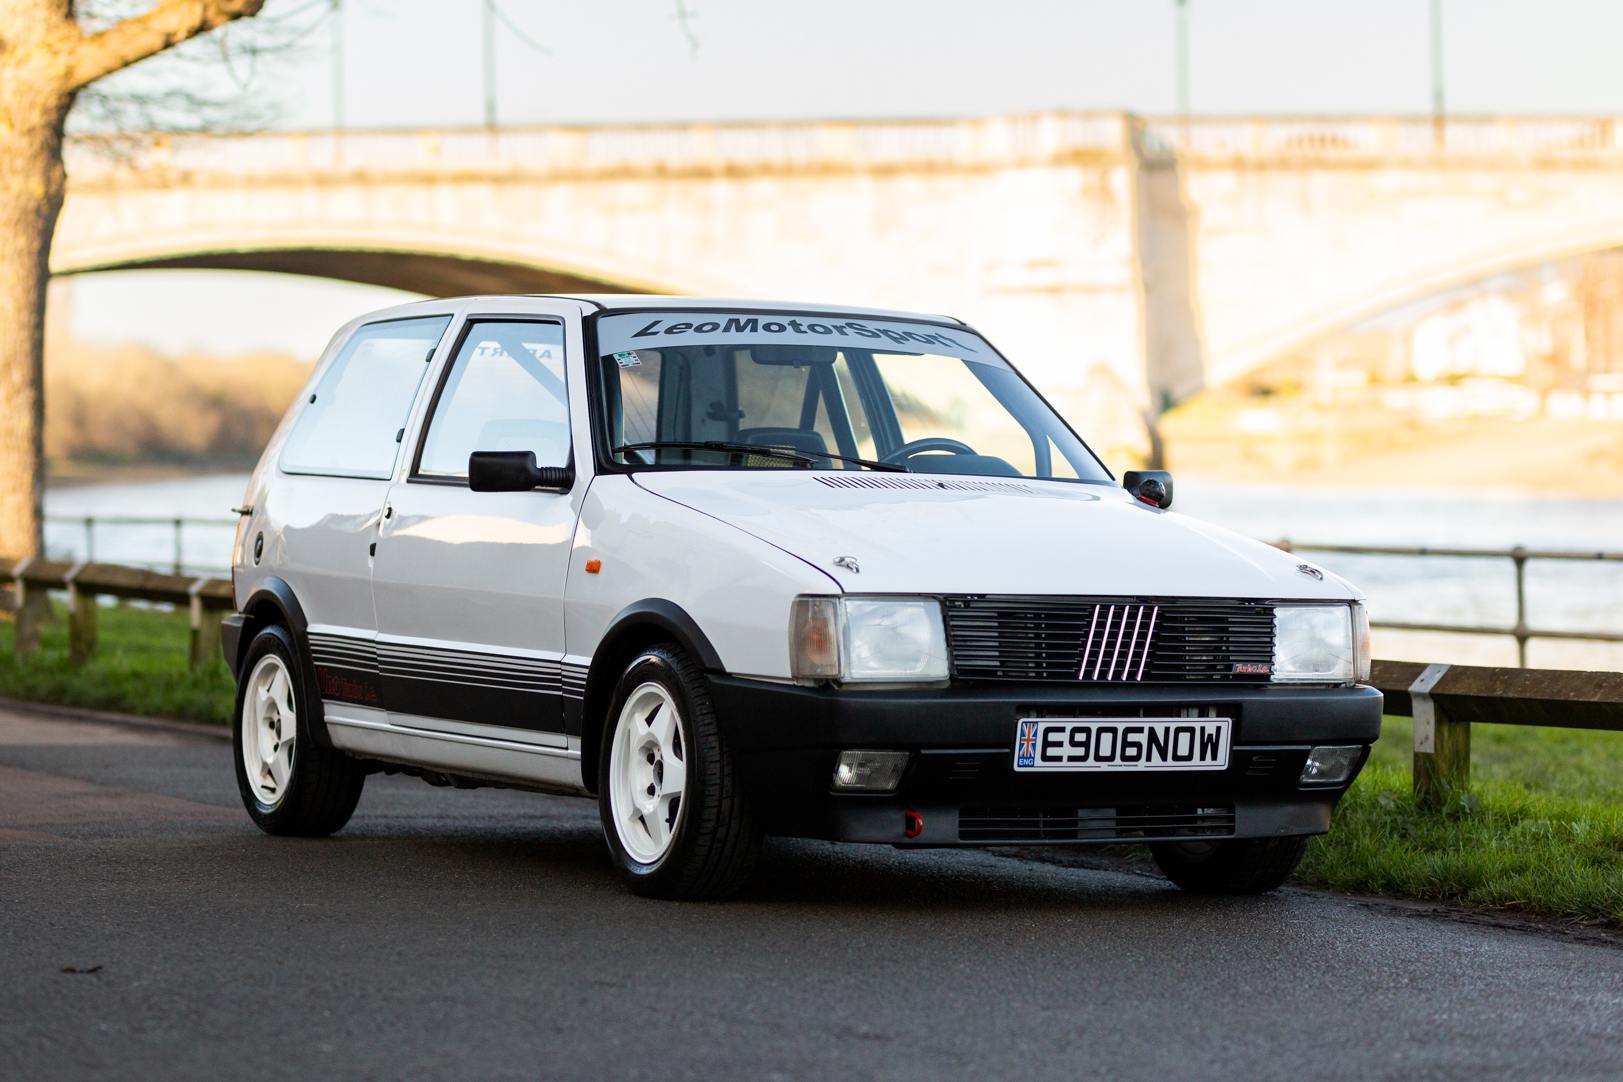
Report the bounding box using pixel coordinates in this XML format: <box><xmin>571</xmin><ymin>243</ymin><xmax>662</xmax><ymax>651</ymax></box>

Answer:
<box><xmin>959</xmin><ymin>805</ymin><xmax>1235</xmax><ymax>843</ymax></box>
<box><xmin>1246</xmin><ymin>754</ymin><xmax>1279</xmax><ymax>777</ymax></box>
<box><xmin>944</xmin><ymin>596</ymin><xmax>1275</xmax><ymax>684</ymax></box>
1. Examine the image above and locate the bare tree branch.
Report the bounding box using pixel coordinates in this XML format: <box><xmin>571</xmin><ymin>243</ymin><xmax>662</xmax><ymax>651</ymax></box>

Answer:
<box><xmin>672</xmin><ymin>0</ymin><xmax>699</xmax><ymax>61</ymax></box>
<box><xmin>63</xmin><ymin>0</ymin><xmax>267</xmax><ymax>91</ymax></box>
<box><xmin>68</xmin><ymin>1</ymin><xmax>325</xmax><ymax>137</ymax></box>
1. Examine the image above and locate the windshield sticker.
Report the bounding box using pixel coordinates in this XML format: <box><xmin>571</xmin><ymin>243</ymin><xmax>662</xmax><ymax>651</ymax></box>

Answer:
<box><xmin>596</xmin><ymin>312</ymin><xmax>996</xmax><ymax>364</ymax></box>
<box><xmin>613</xmin><ymin>351</ymin><xmax>643</xmax><ymax>368</ymax></box>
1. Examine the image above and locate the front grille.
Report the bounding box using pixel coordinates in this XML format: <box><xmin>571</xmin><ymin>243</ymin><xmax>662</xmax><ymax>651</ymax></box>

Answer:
<box><xmin>959</xmin><ymin>805</ymin><xmax>1235</xmax><ymax>842</ymax></box>
<box><xmin>944</xmin><ymin>596</ymin><xmax>1275</xmax><ymax>683</ymax></box>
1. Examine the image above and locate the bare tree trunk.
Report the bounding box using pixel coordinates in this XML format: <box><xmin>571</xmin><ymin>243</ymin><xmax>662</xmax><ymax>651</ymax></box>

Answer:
<box><xmin>0</xmin><ymin>0</ymin><xmax>266</xmax><ymax>562</ymax></box>
<box><xmin>0</xmin><ymin>81</ymin><xmax>72</xmax><ymax>561</ymax></box>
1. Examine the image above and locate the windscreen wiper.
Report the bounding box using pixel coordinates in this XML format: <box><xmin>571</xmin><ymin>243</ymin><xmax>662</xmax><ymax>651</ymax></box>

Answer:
<box><xmin>614</xmin><ymin>440</ymin><xmax>906</xmax><ymax>473</ymax></box>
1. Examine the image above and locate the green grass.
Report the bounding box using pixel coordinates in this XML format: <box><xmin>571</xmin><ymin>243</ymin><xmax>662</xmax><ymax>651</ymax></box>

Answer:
<box><xmin>1298</xmin><ymin>716</ymin><xmax>1623</xmax><ymax>923</ymax></box>
<box><xmin>0</xmin><ymin>601</ymin><xmax>234</xmax><ymax>726</ymax></box>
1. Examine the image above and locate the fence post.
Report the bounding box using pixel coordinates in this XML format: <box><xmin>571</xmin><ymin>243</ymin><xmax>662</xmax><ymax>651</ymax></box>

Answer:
<box><xmin>173</xmin><ymin>519</ymin><xmax>184</xmax><ymax>575</ymax></box>
<box><xmin>1410</xmin><ymin>663</ymin><xmax>1470</xmax><ymax>807</ymax></box>
<box><xmin>12</xmin><ymin>557</ymin><xmax>46</xmax><ymax>657</ymax></box>
<box><xmin>65</xmin><ymin>562</ymin><xmax>97</xmax><ymax>665</ymax></box>
<box><xmin>188</xmin><ymin>580</ymin><xmax>220</xmax><ymax>669</ymax></box>
<box><xmin>1512</xmin><ymin>546</ymin><xmax>1529</xmax><ymax>668</ymax></box>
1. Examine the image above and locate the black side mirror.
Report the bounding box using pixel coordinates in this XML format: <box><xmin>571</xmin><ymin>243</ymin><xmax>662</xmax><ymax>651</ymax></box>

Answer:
<box><xmin>468</xmin><ymin>451</ymin><xmax>574</xmax><ymax>493</ymax></box>
<box><xmin>1123</xmin><ymin>469</ymin><xmax>1173</xmax><ymax>509</ymax></box>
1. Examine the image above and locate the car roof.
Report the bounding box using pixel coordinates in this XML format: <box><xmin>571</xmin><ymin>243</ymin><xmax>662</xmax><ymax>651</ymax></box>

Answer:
<box><xmin>558</xmin><ymin>296</ymin><xmax>965</xmax><ymax>325</ymax></box>
<box><xmin>372</xmin><ymin>295</ymin><xmax>966</xmax><ymax>326</ymax></box>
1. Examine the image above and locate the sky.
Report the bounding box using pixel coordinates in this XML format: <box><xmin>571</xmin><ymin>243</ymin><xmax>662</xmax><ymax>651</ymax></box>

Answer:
<box><xmin>67</xmin><ymin>0</ymin><xmax>1623</xmax><ymax>358</ymax></box>
<box><xmin>240</xmin><ymin>0</ymin><xmax>1623</xmax><ymax>127</ymax></box>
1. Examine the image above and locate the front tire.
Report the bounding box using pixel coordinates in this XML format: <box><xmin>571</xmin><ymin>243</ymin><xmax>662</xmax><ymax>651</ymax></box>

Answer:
<box><xmin>233</xmin><ymin>624</ymin><xmax>365</xmax><ymax>836</ymax></box>
<box><xmin>598</xmin><ymin>645</ymin><xmax>761</xmax><ymax>899</ymax></box>
<box><xmin>1150</xmin><ymin>836</ymin><xmax>1308</xmax><ymax>894</ymax></box>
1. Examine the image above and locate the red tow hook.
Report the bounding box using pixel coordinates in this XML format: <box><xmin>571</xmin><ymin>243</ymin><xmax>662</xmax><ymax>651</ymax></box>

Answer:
<box><xmin>904</xmin><ymin>810</ymin><xmax>924</xmax><ymax>838</ymax></box>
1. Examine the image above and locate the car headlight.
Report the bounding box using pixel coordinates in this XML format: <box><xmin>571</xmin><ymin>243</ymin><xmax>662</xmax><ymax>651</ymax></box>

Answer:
<box><xmin>1272</xmin><ymin>604</ymin><xmax>1356</xmax><ymax>684</ymax></box>
<box><xmin>790</xmin><ymin>597</ymin><xmax>949</xmax><ymax>683</ymax></box>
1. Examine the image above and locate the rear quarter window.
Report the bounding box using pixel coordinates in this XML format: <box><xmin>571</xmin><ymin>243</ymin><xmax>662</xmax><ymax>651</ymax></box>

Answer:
<box><xmin>280</xmin><ymin>315</ymin><xmax>452</xmax><ymax>480</ymax></box>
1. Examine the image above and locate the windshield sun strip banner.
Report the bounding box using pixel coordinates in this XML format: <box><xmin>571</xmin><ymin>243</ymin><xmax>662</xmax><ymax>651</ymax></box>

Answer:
<box><xmin>595</xmin><ymin>312</ymin><xmax>1001</xmax><ymax>365</ymax></box>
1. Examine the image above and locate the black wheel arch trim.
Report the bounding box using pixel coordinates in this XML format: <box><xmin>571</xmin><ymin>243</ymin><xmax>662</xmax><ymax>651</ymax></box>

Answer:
<box><xmin>234</xmin><ymin>576</ymin><xmax>333</xmax><ymax>750</ymax></box>
<box><xmin>579</xmin><ymin>598</ymin><xmax>726</xmax><ymax>793</ymax></box>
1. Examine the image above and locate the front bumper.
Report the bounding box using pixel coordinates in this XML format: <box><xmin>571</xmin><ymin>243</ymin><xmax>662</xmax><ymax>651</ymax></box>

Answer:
<box><xmin>705</xmin><ymin>676</ymin><xmax>1383</xmax><ymax>847</ymax></box>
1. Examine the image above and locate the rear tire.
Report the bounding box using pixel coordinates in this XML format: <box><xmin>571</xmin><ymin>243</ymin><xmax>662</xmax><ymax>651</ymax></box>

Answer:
<box><xmin>233</xmin><ymin>624</ymin><xmax>365</xmax><ymax>837</ymax></box>
<box><xmin>598</xmin><ymin>644</ymin><xmax>761</xmax><ymax>899</ymax></box>
<box><xmin>1150</xmin><ymin>836</ymin><xmax>1308</xmax><ymax>894</ymax></box>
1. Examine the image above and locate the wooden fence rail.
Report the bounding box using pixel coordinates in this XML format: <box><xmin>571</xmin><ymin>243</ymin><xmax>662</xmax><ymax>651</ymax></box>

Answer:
<box><xmin>1</xmin><ymin>557</ymin><xmax>233</xmax><ymax>668</ymax></box>
<box><xmin>1368</xmin><ymin>659</ymin><xmax>1623</xmax><ymax>805</ymax></box>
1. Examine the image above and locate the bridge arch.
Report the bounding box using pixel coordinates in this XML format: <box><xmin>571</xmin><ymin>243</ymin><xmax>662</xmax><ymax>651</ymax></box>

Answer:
<box><xmin>67</xmin><ymin>247</ymin><xmax>638</xmax><ymax>299</ymax></box>
<box><xmin>49</xmin><ymin>206</ymin><xmax>705</xmax><ymax>298</ymax></box>
<box><xmin>1207</xmin><ymin>220</ymin><xmax>1623</xmax><ymax>388</ymax></box>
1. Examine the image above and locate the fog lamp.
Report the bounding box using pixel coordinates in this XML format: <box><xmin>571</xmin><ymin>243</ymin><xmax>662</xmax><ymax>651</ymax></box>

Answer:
<box><xmin>832</xmin><ymin>749</ymin><xmax>910</xmax><ymax>792</ymax></box>
<box><xmin>1300</xmin><ymin>745</ymin><xmax>1362</xmax><ymax>786</ymax></box>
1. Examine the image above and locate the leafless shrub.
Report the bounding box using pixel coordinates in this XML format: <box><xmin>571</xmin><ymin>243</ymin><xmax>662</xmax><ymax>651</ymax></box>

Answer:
<box><xmin>46</xmin><ymin>338</ymin><xmax>312</xmax><ymax>467</ymax></box>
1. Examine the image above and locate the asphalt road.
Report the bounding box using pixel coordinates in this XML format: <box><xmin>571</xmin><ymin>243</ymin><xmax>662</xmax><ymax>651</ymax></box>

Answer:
<box><xmin>2</xmin><ymin>703</ymin><xmax>1621</xmax><ymax>1082</ymax></box>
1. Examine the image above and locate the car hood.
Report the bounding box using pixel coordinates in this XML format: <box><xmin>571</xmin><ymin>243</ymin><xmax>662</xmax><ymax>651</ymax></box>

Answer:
<box><xmin>631</xmin><ymin>472</ymin><xmax>1360</xmax><ymax>600</ymax></box>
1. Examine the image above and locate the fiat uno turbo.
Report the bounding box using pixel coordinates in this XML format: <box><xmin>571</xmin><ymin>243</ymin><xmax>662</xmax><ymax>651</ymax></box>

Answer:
<box><xmin>223</xmin><ymin>295</ymin><xmax>1382</xmax><ymax>899</ymax></box>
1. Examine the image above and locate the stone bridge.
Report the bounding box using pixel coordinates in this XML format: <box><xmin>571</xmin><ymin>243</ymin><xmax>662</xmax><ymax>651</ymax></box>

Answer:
<box><xmin>51</xmin><ymin>113</ymin><xmax>1623</xmax><ymax>459</ymax></box>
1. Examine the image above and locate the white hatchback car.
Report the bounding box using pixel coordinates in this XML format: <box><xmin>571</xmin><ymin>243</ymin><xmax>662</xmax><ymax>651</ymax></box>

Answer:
<box><xmin>224</xmin><ymin>296</ymin><xmax>1381</xmax><ymax>899</ymax></box>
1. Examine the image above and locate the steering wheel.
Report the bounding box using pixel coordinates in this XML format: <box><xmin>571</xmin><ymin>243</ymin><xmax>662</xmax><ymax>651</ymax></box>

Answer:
<box><xmin>880</xmin><ymin>437</ymin><xmax>978</xmax><ymax>465</ymax></box>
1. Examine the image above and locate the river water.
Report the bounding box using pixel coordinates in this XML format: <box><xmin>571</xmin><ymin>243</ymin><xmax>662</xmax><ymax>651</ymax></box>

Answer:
<box><xmin>42</xmin><ymin>473</ymin><xmax>1623</xmax><ymax>670</ymax></box>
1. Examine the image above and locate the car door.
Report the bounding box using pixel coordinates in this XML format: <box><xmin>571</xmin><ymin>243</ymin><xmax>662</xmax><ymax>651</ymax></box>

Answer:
<box><xmin>271</xmin><ymin>312</ymin><xmax>454</xmax><ymax>717</ymax></box>
<box><xmin>371</xmin><ymin>308</ymin><xmax>586</xmax><ymax>751</ymax></box>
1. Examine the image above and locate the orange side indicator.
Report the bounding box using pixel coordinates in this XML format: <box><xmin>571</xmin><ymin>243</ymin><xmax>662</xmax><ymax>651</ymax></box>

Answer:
<box><xmin>585</xmin><ymin>560</ymin><xmax>602</xmax><ymax>574</ymax></box>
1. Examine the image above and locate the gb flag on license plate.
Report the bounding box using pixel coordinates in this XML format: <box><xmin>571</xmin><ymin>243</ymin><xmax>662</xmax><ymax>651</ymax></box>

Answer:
<box><xmin>1016</xmin><ymin>719</ymin><xmax>1040</xmax><ymax>768</ymax></box>
<box><xmin>1013</xmin><ymin>718</ymin><xmax>1232</xmax><ymax>772</ymax></box>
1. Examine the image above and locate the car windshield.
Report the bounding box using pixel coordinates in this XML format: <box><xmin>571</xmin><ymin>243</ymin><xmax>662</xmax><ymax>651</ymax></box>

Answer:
<box><xmin>593</xmin><ymin>311</ymin><xmax>1112</xmax><ymax>482</ymax></box>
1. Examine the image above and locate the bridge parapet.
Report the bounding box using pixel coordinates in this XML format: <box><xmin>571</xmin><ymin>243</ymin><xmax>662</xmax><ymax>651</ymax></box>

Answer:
<box><xmin>66</xmin><ymin>113</ymin><xmax>1623</xmax><ymax>185</ymax></box>
<box><xmin>65</xmin><ymin>113</ymin><xmax>1137</xmax><ymax>183</ymax></box>
<box><xmin>1142</xmin><ymin>115</ymin><xmax>1623</xmax><ymax>162</ymax></box>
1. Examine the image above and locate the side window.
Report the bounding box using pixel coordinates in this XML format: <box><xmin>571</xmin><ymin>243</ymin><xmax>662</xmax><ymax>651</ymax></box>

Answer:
<box><xmin>280</xmin><ymin>315</ymin><xmax>451</xmax><ymax>479</ymax></box>
<box><xmin>417</xmin><ymin>320</ymin><xmax>569</xmax><ymax>478</ymax></box>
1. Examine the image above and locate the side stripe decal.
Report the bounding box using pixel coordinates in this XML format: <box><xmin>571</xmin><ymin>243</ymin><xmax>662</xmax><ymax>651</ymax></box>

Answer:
<box><xmin>308</xmin><ymin>631</ymin><xmax>588</xmax><ymax>708</ymax></box>
<box><xmin>308</xmin><ymin>631</ymin><xmax>379</xmax><ymax>672</ymax></box>
<box><xmin>379</xmin><ymin>643</ymin><xmax>563</xmax><ymax>694</ymax></box>
<box><xmin>561</xmin><ymin>664</ymin><xmax>588</xmax><ymax>701</ymax></box>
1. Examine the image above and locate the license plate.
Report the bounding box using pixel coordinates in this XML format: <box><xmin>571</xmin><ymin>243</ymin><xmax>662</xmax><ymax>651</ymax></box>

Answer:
<box><xmin>1014</xmin><ymin>718</ymin><xmax>1232</xmax><ymax>772</ymax></box>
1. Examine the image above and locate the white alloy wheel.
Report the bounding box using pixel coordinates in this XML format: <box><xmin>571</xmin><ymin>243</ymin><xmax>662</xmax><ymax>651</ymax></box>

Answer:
<box><xmin>242</xmin><ymin>653</ymin><xmax>297</xmax><ymax>809</ymax></box>
<box><xmin>608</xmin><ymin>681</ymin><xmax>689</xmax><ymax>864</ymax></box>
